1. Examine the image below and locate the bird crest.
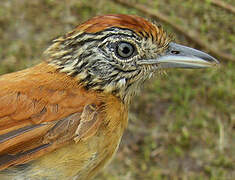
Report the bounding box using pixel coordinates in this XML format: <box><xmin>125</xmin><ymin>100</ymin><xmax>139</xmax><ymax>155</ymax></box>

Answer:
<box><xmin>75</xmin><ymin>14</ymin><xmax>169</xmax><ymax>47</ymax></box>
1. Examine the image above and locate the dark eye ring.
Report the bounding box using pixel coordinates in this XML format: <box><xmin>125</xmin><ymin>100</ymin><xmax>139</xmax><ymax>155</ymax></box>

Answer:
<box><xmin>116</xmin><ymin>41</ymin><xmax>135</xmax><ymax>59</ymax></box>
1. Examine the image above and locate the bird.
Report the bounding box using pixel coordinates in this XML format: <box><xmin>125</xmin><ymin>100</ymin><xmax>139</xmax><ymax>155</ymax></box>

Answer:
<box><xmin>0</xmin><ymin>14</ymin><xmax>219</xmax><ymax>180</ymax></box>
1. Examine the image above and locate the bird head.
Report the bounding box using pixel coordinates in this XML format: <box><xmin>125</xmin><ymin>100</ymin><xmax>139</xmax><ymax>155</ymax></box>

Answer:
<box><xmin>45</xmin><ymin>14</ymin><xmax>219</xmax><ymax>103</ymax></box>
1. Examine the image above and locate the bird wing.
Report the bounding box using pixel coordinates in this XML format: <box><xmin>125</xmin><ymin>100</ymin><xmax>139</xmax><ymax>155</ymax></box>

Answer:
<box><xmin>0</xmin><ymin>63</ymin><xmax>103</xmax><ymax>170</ymax></box>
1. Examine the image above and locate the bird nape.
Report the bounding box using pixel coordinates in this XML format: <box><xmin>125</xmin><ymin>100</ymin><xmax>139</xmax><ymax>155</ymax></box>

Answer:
<box><xmin>0</xmin><ymin>14</ymin><xmax>219</xmax><ymax>180</ymax></box>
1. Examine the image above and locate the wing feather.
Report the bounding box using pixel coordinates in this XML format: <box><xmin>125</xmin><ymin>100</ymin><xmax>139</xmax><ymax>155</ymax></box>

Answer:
<box><xmin>0</xmin><ymin>62</ymin><xmax>101</xmax><ymax>171</ymax></box>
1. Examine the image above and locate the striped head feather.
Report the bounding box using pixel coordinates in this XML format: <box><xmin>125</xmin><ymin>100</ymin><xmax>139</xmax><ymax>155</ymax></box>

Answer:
<box><xmin>44</xmin><ymin>14</ymin><xmax>171</xmax><ymax>103</ymax></box>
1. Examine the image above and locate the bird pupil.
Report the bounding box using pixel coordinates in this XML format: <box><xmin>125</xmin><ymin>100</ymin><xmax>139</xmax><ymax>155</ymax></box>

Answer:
<box><xmin>122</xmin><ymin>46</ymin><xmax>130</xmax><ymax>54</ymax></box>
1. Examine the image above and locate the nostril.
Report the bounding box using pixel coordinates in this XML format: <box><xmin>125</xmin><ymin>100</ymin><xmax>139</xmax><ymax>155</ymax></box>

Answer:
<box><xmin>171</xmin><ymin>50</ymin><xmax>180</xmax><ymax>55</ymax></box>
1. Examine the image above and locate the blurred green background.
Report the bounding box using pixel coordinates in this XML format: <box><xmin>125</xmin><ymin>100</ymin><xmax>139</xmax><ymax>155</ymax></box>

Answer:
<box><xmin>0</xmin><ymin>0</ymin><xmax>234</xmax><ymax>179</ymax></box>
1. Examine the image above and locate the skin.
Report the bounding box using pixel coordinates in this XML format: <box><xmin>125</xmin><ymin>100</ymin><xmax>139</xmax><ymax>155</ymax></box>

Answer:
<box><xmin>0</xmin><ymin>14</ymin><xmax>218</xmax><ymax>180</ymax></box>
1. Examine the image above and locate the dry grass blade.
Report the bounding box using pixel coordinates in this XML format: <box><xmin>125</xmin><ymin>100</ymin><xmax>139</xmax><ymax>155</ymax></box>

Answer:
<box><xmin>209</xmin><ymin>0</ymin><xmax>235</xmax><ymax>14</ymax></box>
<box><xmin>112</xmin><ymin>0</ymin><xmax>235</xmax><ymax>62</ymax></box>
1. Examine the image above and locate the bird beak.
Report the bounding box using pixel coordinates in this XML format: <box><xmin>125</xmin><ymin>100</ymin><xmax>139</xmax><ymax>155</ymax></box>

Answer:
<box><xmin>139</xmin><ymin>42</ymin><xmax>219</xmax><ymax>69</ymax></box>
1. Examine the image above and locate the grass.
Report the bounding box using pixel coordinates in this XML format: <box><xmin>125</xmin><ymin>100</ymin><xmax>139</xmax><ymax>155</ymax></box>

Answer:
<box><xmin>0</xmin><ymin>0</ymin><xmax>234</xmax><ymax>179</ymax></box>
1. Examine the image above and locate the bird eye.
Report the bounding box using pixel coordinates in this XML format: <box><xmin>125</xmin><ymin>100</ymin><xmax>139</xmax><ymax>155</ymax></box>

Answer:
<box><xmin>116</xmin><ymin>42</ymin><xmax>135</xmax><ymax>59</ymax></box>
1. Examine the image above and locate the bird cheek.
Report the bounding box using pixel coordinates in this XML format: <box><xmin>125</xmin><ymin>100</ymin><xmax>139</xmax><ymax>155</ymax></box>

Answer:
<box><xmin>117</xmin><ymin>78</ymin><xmax>126</xmax><ymax>88</ymax></box>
